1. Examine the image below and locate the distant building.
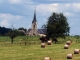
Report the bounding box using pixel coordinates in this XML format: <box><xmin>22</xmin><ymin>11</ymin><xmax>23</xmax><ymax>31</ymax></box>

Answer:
<box><xmin>27</xmin><ymin>9</ymin><xmax>46</xmax><ymax>36</ymax></box>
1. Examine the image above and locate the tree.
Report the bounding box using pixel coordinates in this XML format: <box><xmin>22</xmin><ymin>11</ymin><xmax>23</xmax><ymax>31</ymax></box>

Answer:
<box><xmin>7</xmin><ymin>25</ymin><xmax>18</xmax><ymax>44</ymax></box>
<box><xmin>0</xmin><ymin>26</ymin><xmax>11</xmax><ymax>36</ymax></box>
<box><xmin>7</xmin><ymin>29</ymin><xmax>26</xmax><ymax>44</ymax></box>
<box><xmin>41</xmin><ymin>24</ymin><xmax>46</xmax><ymax>29</ymax></box>
<box><xmin>18</xmin><ymin>27</ymin><xmax>27</xmax><ymax>32</ymax></box>
<box><xmin>44</xmin><ymin>12</ymin><xmax>70</xmax><ymax>42</ymax></box>
<box><xmin>8</xmin><ymin>30</ymin><xmax>18</xmax><ymax>44</ymax></box>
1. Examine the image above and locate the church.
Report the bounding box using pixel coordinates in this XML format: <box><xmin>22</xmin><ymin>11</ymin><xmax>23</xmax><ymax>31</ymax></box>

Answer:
<box><xmin>27</xmin><ymin>9</ymin><xmax>46</xmax><ymax>36</ymax></box>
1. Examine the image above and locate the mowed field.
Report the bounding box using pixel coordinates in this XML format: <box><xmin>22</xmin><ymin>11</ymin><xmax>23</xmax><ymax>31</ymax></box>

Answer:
<box><xmin>0</xmin><ymin>36</ymin><xmax>80</xmax><ymax>60</ymax></box>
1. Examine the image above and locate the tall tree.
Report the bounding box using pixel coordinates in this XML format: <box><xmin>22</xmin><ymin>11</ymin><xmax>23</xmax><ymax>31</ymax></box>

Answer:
<box><xmin>45</xmin><ymin>12</ymin><xmax>70</xmax><ymax>40</ymax></box>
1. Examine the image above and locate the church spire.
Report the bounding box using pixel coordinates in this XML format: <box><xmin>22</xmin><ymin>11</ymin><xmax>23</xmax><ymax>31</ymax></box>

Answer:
<box><xmin>32</xmin><ymin>7</ymin><xmax>37</xmax><ymax>23</ymax></box>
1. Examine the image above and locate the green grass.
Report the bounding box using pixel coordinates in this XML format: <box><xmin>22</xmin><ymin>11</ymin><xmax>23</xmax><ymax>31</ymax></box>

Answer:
<box><xmin>0</xmin><ymin>36</ymin><xmax>80</xmax><ymax>60</ymax></box>
<box><xmin>0</xmin><ymin>43</ymin><xmax>80</xmax><ymax>60</ymax></box>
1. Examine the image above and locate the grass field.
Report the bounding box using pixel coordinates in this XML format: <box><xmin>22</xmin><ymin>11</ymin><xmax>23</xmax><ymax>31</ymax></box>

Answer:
<box><xmin>0</xmin><ymin>36</ymin><xmax>80</xmax><ymax>60</ymax></box>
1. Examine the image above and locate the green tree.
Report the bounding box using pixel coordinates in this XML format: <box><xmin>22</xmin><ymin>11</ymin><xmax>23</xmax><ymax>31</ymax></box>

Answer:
<box><xmin>18</xmin><ymin>27</ymin><xmax>27</xmax><ymax>32</ymax></box>
<box><xmin>7</xmin><ymin>29</ymin><xmax>26</xmax><ymax>44</ymax></box>
<box><xmin>8</xmin><ymin>30</ymin><xmax>18</xmax><ymax>44</ymax></box>
<box><xmin>41</xmin><ymin>24</ymin><xmax>46</xmax><ymax>29</ymax></box>
<box><xmin>45</xmin><ymin>12</ymin><xmax>70</xmax><ymax>41</ymax></box>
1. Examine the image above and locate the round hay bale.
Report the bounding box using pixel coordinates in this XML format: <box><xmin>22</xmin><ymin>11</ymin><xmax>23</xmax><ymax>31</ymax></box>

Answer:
<box><xmin>44</xmin><ymin>57</ymin><xmax>51</xmax><ymax>60</ymax></box>
<box><xmin>66</xmin><ymin>41</ymin><xmax>72</xmax><ymax>45</ymax></box>
<box><xmin>64</xmin><ymin>44</ymin><xmax>69</xmax><ymax>49</ymax></box>
<box><xmin>67</xmin><ymin>54</ymin><xmax>73</xmax><ymax>59</ymax></box>
<box><xmin>41</xmin><ymin>43</ymin><xmax>45</xmax><ymax>48</ymax></box>
<box><xmin>74</xmin><ymin>49</ymin><xmax>80</xmax><ymax>54</ymax></box>
<box><xmin>47</xmin><ymin>41</ymin><xmax>52</xmax><ymax>45</ymax></box>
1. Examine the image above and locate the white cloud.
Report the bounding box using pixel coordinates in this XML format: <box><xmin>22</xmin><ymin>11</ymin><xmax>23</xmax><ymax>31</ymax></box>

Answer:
<box><xmin>9</xmin><ymin>0</ymin><xmax>22</xmax><ymax>4</ymax></box>
<box><xmin>36</xmin><ymin>3</ymin><xmax>59</xmax><ymax>14</ymax></box>
<box><xmin>65</xmin><ymin>3</ymin><xmax>70</xmax><ymax>7</ymax></box>
<box><xmin>64</xmin><ymin>12</ymin><xmax>75</xmax><ymax>17</ymax></box>
<box><xmin>0</xmin><ymin>14</ymin><xmax>22</xmax><ymax>21</ymax></box>
<box><xmin>16</xmin><ymin>15</ymin><xmax>21</xmax><ymax>20</ymax></box>
<box><xmin>42</xmin><ymin>0</ymin><xmax>80</xmax><ymax>3</ymax></box>
<box><xmin>50</xmin><ymin>3</ymin><xmax>58</xmax><ymax>7</ymax></box>
<box><xmin>8</xmin><ymin>0</ymin><xmax>34</xmax><ymax>4</ymax></box>
<box><xmin>0</xmin><ymin>19</ymin><xmax>9</xmax><ymax>27</ymax></box>
<box><xmin>36</xmin><ymin>3</ymin><xmax>80</xmax><ymax>16</ymax></box>
<box><xmin>0</xmin><ymin>14</ymin><xmax>23</xmax><ymax>28</ymax></box>
<box><xmin>72</xmin><ymin>3</ymin><xmax>80</xmax><ymax>12</ymax></box>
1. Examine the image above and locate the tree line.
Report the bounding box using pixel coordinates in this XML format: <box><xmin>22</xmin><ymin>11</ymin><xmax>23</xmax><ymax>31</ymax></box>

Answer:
<box><xmin>0</xmin><ymin>26</ymin><xmax>27</xmax><ymax>44</ymax></box>
<box><xmin>0</xmin><ymin>26</ymin><xmax>11</xmax><ymax>36</ymax></box>
<box><xmin>0</xmin><ymin>26</ymin><xmax>26</xmax><ymax>36</ymax></box>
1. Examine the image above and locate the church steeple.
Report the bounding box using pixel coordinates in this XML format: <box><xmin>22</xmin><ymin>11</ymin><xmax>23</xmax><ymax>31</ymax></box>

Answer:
<box><xmin>32</xmin><ymin>7</ymin><xmax>37</xmax><ymax>23</ymax></box>
<box><xmin>32</xmin><ymin>7</ymin><xmax>37</xmax><ymax>30</ymax></box>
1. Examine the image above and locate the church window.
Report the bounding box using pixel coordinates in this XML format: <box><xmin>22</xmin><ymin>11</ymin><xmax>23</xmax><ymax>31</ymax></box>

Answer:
<box><xmin>33</xmin><ymin>25</ymin><xmax>35</xmax><ymax>29</ymax></box>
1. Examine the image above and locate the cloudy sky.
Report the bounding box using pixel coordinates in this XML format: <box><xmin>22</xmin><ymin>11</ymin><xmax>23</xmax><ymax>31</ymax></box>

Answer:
<box><xmin>0</xmin><ymin>0</ymin><xmax>80</xmax><ymax>35</ymax></box>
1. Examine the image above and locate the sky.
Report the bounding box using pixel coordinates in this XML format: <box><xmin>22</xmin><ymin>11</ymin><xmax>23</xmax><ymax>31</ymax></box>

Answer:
<box><xmin>0</xmin><ymin>0</ymin><xmax>80</xmax><ymax>35</ymax></box>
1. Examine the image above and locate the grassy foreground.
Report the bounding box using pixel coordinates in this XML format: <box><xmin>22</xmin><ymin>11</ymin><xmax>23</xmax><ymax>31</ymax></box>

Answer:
<box><xmin>0</xmin><ymin>36</ymin><xmax>80</xmax><ymax>60</ymax></box>
<box><xmin>0</xmin><ymin>42</ymin><xmax>80</xmax><ymax>60</ymax></box>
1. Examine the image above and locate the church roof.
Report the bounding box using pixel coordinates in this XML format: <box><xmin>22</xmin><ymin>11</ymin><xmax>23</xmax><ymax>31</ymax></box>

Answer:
<box><xmin>27</xmin><ymin>29</ymin><xmax>46</xmax><ymax>34</ymax></box>
<box><xmin>32</xmin><ymin>9</ymin><xmax>37</xmax><ymax>23</ymax></box>
<box><xmin>38</xmin><ymin>29</ymin><xmax>46</xmax><ymax>34</ymax></box>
